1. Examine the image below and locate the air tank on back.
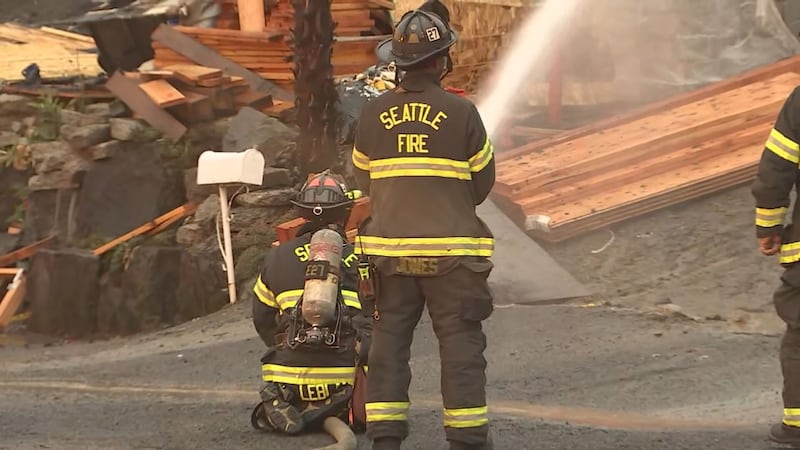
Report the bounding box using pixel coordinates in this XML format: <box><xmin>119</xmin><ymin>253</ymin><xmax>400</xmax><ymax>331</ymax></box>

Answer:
<box><xmin>302</xmin><ymin>228</ymin><xmax>343</xmax><ymax>327</ymax></box>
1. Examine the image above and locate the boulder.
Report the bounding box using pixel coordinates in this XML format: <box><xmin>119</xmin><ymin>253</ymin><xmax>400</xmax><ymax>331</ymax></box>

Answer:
<box><xmin>222</xmin><ymin>107</ymin><xmax>297</xmax><ymax>166</ymax></box>
<box><xmin>176</xmin><ymin>222</ymin><xmax>206</xmax><ymax>246</ymax></box>
<box><xmin>84</xmin><ymin>140</ymin><xmax>122</xmax><ymax>161</ymax></box>
<box><xmin>260</xmin><ymin>166</ymin><xmax>293</xmax><ymax>189</ymax></box>
<box><xmin>29</xmin><ymin>141</ymin><xmax>73</xmax><ymax>173</ymax></box>
<box><xmin>175</xmin><ymin>245</ymin><xmax>228</xmax><ymax>322</ymax></box>
<box><xmin>59</xmin><ymin>109</ymin><xmax>108</xmax><ymax>127</ymax></box>
<box><xmin>0</xmin><ymin>94</ymin><xmax>34</xmax><ymax>116</ymax></box>
<box><xmin>65</xmin><ymin>124</ymin><xmax>112</xmax><ymax>151</ymax></box>
<box><xmin>176</xmin><ymin>194</ymin><xmax>221</xmax><ymax>245</ymax></box>
<box><xmin>73</xmin><ymin>141</ymin><xmax>184</xmax><ymax>239</ymax></box>
<box><xmin>0</xmin><ymin>233</ymin><xmax>21</xmax><ymax>255</ymax></box>
<box><xmin>26</xmin><ymin>248</ymin><xmax>100</xmax><ymax>338</ymax></box>
<box><xmin>85</xmin><ymin>100</ymin><xmax>128</xmax><ymax>118</ymax></box>
<box><xmin>28</xmin><ymin>171</ymin><xmax>83</xmax><ymax>191</ymax></box>
<box><xmin>118</xmin><ymin>245</ymin><xmax>184</xmax><ymax>333</ymax></box>
<box><xmin>234</xmin><ymin>187</ymin><xmax>297</xmax><ymax>208</ymax></box>
<box><xmin>96</xmin><ymin>271</ymin><xmax>131</xmax><ymax>335</ymax></box>
<box><xmin>183</xmin><ymin>167</ymin><xmax>216</xmax><ymax>203</ymax></box>
<box><xmin>229</xmin><ymin>205</ymin><xmax>292</xmax><ymax>251</ymax></box>
<box><xmin>234</xmin><ymin>244</ymin><xmax>266</xmax><ymax>284</ymax></box>
<box><xmin>0</xmin><ymin>131</ymin><xmax>18</xmax><ymax>147</ymax></box>
<box><xmin>109</xmin><ymin>118</ymin><xmax>160</xmax><ymax>142</ymax></box>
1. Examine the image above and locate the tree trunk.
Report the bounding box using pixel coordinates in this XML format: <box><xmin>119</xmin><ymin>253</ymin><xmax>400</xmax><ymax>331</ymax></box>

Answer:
<box><xmin>292</xmin><ymin>0</ymin><xmax>339</xmax><ymax>176</ymax></box>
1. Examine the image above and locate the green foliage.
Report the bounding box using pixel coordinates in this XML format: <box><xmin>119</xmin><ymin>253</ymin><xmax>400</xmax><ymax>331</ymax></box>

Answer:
<box><xmin>30</xmin><ymin>94</ymin><xmax>62</xmax><ymax>142</ymax></box>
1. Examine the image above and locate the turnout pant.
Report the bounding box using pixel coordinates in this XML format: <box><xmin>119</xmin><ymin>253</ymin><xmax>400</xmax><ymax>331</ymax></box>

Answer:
<box><xmin>775</xmin><ymin>264</ymin><xmax>800</xmax><ymax>427</ymax></box>
<box><xmin>365</xmin><ymin>258</ymin><xmax>494</xmax><ymax>448</ymax></box>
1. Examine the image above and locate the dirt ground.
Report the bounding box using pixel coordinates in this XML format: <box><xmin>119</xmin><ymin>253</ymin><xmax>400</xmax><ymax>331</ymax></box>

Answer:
<box><xmin>541</xmin><ymin>183</ymin><xmax>786</xmax><ymax>335</ymax></box>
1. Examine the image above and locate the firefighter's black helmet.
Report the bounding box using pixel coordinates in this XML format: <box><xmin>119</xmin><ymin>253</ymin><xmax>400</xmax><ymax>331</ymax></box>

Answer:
<box><xmin>375</xmin><ymin>9</ymin><xmax>457</xmax><ymax>69</ymax></box>
<box><xmin>291</xmin><ymin>170</ymin><xmax>355</xmax><ymax>222</ymax></box>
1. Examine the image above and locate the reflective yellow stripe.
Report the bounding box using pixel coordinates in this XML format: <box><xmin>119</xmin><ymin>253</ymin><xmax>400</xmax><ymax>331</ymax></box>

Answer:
<box><xmin>354</xmin><ymin>235</ymin><xmax>494</xmax><ymax>257</ymax></box>
<box><xmin>366</xmin><ymin>401</ymin><xmax>410</xmax><ymax>422</ymax></box>
<box><xmin>352</xmin><ymin>146</ymin><xmax>370</xmax><ymax>171</ymax></box>
<box><xmin>342</xmin><ymin>289</ymin><xmax>361</xmax><ymax>309</ymax></box>
<box><xmin>766</xmin><ymin>128</ymin><xmax>800</xmax><ymax>164</ymax></box>
<box><xmin>254</xmin><ymin>276</ymin><xmax>278</xmax><ymax>308</ymax></box>
<box><xmin>276</xmin><ymin>289</ymin><xmax>303</xmax><ymax>310</ymax></box>
<box><xmin>785</xmin><ymin>408</ymin><xmax>800</xmax><ymax>427</ymax></box>
<box><xmin>443</xmin><ymin>406</ymin><xmax>489</xmax><ymax>428</ymax></box>
<box><xmin>756</xmin><ymin>207</ymin><xmax>787</xmax><ymax>228</ymax></box>
<box><xmin>261</xmin><ymin>364</ymin><xmax>356</xmax><ymax>385</ymax></box>
<box><xmin>468</xmin><ymin>137</ymin><xmax>493</xmax><ymax>172</ymax></box>
<box><xmin>780</xmin><ymin>242</ymin><xmax>800</xmax><ymax>264</ymax></box>
<box><xmin>368</xmin><ymin>157</ymin><xmax>472</xmax><ymax>180</ymax></box>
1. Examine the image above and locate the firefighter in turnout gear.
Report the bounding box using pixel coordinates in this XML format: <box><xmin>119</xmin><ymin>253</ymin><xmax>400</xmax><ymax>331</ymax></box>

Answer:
<box><xmin>352</xmin><ymin>9</ymin><xmax>496</xmax><ymax>450</ymax></box>
<box><xmin>250</xmin><ymin>170</ymin><xmax>372</xmax><ymax>435</ymax></box>
<box><xmin>752</xmin><ymin>87</ymin><xmax>800</xmax><ymax>447</ymax></box>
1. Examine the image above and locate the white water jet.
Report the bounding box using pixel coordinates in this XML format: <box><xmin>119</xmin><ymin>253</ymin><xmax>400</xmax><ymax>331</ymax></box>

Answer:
<box><xmin>476</xmin><ymin>0</ymin><xmax>585</xmax><ymax>138</ymax></box>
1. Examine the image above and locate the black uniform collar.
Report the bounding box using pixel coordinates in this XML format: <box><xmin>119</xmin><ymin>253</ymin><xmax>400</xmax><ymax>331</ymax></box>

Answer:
<box><xmin>296</xmin><ymin>221</ymin><xmax>347</xmax><ymax>240</ymax></box>
<box><xmin>399</xmin><ymin>70</ymin><xmax>442</xmax><ymax>92</ymax></box>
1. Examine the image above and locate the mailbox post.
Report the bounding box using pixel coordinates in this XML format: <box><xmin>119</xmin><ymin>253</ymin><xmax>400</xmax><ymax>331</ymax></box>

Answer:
<box><xmin>196</xmin><ymin>149</ymin><xmax>265</xmax><ymax>304</ymax></box>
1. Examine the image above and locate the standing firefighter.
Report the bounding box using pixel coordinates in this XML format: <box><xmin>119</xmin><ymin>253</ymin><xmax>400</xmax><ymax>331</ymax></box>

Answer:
<box><xmin>752</xmin><ymin>87</ymin><xmax>800</xmax><ymax>447</ymax></box>
<box><xmin>250</xmin><ymin>171</ymin><xmax>371</xmax><ymax>436</ymax></box>
<box><xmin>351</xmin><ymin>9</ymin><xmax>496</xmax><ymax>450</ymax></box>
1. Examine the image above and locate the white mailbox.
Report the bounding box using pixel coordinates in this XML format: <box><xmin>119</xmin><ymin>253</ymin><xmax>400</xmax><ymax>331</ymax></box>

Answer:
<box><xmin>194</xmin><ymin>148</ymin><xmax>266</xmax><ymax>306</ymax></box>
<box><xmin>196</xmin><ymin>149</ymin><xmax>265</xmax><ymax>186</ymax></box>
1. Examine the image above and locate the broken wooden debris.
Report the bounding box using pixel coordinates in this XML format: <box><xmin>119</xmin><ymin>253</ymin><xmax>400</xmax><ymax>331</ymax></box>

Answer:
<box><xmin>151</xmin><ymin>24</ymin><xmax>385</xmax><ymax>95</ymax></box>
<box><xmin>150</xmin><ymin>24</ymin><xmax>293</xmax><ymax>101</ymax></box>
<box><xmin>0</xmin><ymin>23</ymin><xmax>101</xmax><ymax>81</ymax></box>
<box><xmin>491</xmin><ymin>56</ymin><xmax>800</xmax><ymax>242</ymax></box>
<box><xmin>93</xmin><ymin>203</ymin><xmax>198</xmax><ymax>256</ymax></box>
<box><xmin>0</xmin><ymin>268</ymin><xmax>26</xmax><ymax>331</ymax></box>
<box><xmin>273</xmin><ymin>196</ymin><xmax>370</xmax><ymax>246</ymax></box>
<box><xmin>105</xmin><ymin>71</ymin><xmax>189</xmax><ymax>140</ymax></box>
<box><xmin>0</xmin><ymin>236</ymin><xmax>57</xmax><ymax>268</ymax></box>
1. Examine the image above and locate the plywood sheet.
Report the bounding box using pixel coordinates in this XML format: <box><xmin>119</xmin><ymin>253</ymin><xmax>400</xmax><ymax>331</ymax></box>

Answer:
<box><xmin>0</xmin><ymin>43</ymin><xmax>102</xmax><ymax>81</ymax></box>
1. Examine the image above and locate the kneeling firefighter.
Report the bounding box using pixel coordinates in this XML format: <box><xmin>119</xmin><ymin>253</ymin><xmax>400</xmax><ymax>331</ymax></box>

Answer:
<box><xmin>250</xmin><ymin>170</ymin><xmax>372</xmax><ymax>435</ymax></box>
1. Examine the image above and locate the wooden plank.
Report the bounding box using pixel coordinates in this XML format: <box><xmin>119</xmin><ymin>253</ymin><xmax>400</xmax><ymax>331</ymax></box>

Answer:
<box><xmin>167</xmin><ymin>91</ymin><xmax>215</xmax><ymax>124</ymax></box>
<box><xmin>497</xmin><ymin>55</ymin><xmax>800</xmax><ymax>162</ymax></box>
<box><xmin>105</xmin><ymin>71</ymin><xmax>188</xmax><ymax>141</ymax></box>
<box><xmin>0</xmin><ymin>236</ymin><xmax>56</xmax><ymax>268</ymax></box>
<box><xmin>238</xmin><ymin>0</ymin><xmax>267</xmax><ymax>31</ymax></box>
<box><xmin>520</xmin><ymin>130</ymin><xmax>765</xmax><ymax>237</ymax></box>
<box><xmin>501</xmin><ymin>103</ymin><xmax>781</xmax><ymax>199</ymax></box>
<box><xmin>163</xmin><ymin>63</ymin><xmax>224</xmax><ymax>82</ymax></box>
<box><xmin>233</xmin><ymin>88</ymin><xmax>272</xmax><ymax>108</ymax></box>
<box><xmin>150</xmin><ymin>24</ymin><xmax>293</xmax><ymax>102</ymax></box>
<box><xmin>517</xmin><ymin>120</ymin><xmax>770</xmax><ymax>213</ymax></box>
<box><xmin>0</xmin><ymin>269</ymin><xmax>26</xmax><ymax>330</ymax></box>
<box><xmin>496</xmin><ymin>72</ymin><xmax>800</xmax><ymax>189</ymax></box>
<box><xmin>138</xmin><ymin>79</ymin><xmax>187</xmax><ymax>108</ymax></box>
<box><xmin>93</xmin><ymin>203</ymin><xmax>198</xmax><ymax>256</ymax></box>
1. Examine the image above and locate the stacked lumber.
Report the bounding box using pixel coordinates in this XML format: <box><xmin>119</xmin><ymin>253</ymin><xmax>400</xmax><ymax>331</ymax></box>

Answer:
<box><xmin>125</xmin><ymin>63</ymin><xmax>271</xmax><ymax>121</ymax></box>
<box><xmin>152</xmin><ymin>26</ymin><xmax>385</xmax><ymax>92</ymax></box>
<box><xmin>0</xmin><ymin>23</ymin><xmax>102</xmax><ymax>81</ymax></box>
<box><xmin>491</xmin><ymin>56</ymin><xmax>800</xmax><ymax>242</ymax></box>
<box><xmin>265</xmin><ymin>0</ymin><xmax>392</xmax><ymax>36</ymax></box>
<box><xmin>215</xmin><ymin>0</ymin><xmax>241</xmax><ymax>29</ymax></box>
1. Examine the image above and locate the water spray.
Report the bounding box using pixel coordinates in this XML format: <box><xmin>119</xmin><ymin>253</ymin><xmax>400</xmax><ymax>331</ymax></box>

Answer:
<box><xmin>476</xmin><ymin>0</ymin><xmax>584</xmax><ymax>138</ymax></box>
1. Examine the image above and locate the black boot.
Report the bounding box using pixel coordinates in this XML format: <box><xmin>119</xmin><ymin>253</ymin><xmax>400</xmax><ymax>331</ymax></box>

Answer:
<box><xmin>373</xmin><ymin>437</ymin><xmax>402</xmax><ymax>450</ymax></box>
<box><xmin>769</xmin><ymin>423</ymin><xmax>800</xmax><ymax>447</ymax></box>
<box><xmin>258</xmin><ymin>383</ymin><xmax>304</xmax><ymax>434</ymax></box>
